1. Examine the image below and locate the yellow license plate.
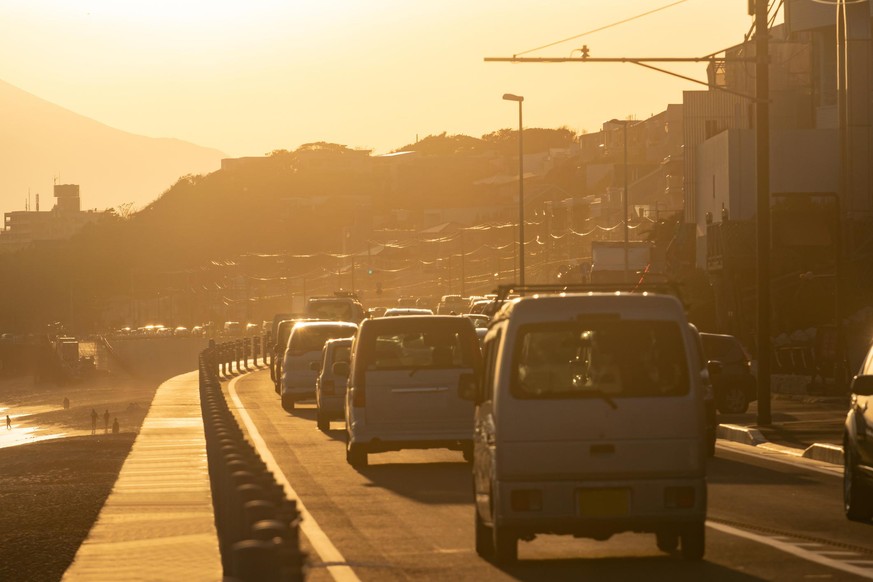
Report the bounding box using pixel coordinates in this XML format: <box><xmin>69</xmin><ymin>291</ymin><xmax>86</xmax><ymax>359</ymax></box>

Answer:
<box><xmin>578</xmin><ymin>488</ymin><xmax>630</xmax><ymax>517</ymax></box>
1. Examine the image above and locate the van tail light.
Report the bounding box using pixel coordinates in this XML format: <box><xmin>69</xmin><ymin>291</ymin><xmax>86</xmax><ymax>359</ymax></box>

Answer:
<box><xmin>322</xmin><ymin>379</ymin><xmax>335</xmax><ymax>395</ymax></box>
<box><xmin>664</xmin><ymin>486</ymin><xmax>695</xmax><ymax>509</ymax></box>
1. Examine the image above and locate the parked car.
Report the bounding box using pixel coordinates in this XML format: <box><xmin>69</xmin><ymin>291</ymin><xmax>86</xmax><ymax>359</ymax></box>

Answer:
<box><xmin>281</xmin><ymin>321</ymin><xmax>358</xmax><ymax>412</ymax></box>
<box><xmin>343</xmin><ymin>315</ymin><xmax>482</xmax><ymax>467</ymax></box>
<box><xmin>699</xmin><ymin>332</ymin><xmax>757</xmax><ymax>414</ymax></box>
<box><xmin>844</xmin><ymin>347</ymin><xmax>873</xmax><ymax>522</ymax></box>
<box><xmin>315</xmin><ymin>338</ymin><xmax>353</xmax><ymax>432</ymax></box>
<box><xmin>461</xmin><ymin>288</ymin><xmax>709</xmax><ymax>564</ymax></box>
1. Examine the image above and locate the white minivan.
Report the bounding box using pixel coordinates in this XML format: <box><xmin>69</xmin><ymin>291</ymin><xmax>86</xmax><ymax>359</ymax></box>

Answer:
<box><xmin>343</xmin><ymin>315</ymin><xmax>482</xmax><ymax>467</ymax></box>
<box><xmin>462</xmin><ymin>289</ymin><xmax>709</xmax><ymax>563</ymax></box>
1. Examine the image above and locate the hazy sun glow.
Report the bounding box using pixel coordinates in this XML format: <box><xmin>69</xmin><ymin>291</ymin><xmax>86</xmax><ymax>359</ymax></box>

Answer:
<box><xmin>2</xmin><ymin>1</ymin><xmax>772</xmax><ymax>157</ymax></box>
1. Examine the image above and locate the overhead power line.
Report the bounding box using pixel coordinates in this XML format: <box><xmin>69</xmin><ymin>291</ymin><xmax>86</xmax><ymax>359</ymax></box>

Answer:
<box><xmin>515</xmin><ymin>0</ymin><xmax>689</xmax><ymax>57</ymax></box>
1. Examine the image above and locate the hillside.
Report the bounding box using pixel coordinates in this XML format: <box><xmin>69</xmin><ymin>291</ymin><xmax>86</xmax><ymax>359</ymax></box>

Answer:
<box><xmin>0</xmin><ymin>80</ymin><xmax>225</xmax><ymax>213</ymax></box>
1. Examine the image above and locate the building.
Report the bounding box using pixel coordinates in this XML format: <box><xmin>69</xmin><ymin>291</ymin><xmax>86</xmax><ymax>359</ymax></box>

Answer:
<box><xmin>1</xmin><ymin>184</ymin><xmax>107</xmax><ymax>252</ymax></box>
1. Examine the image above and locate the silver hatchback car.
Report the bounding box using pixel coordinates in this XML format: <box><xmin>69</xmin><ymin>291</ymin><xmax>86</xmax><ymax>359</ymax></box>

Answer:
<box><xmin>315</xmin><ymin>337</ymin><xmax>353</xmax><ymax>432</ymax></box>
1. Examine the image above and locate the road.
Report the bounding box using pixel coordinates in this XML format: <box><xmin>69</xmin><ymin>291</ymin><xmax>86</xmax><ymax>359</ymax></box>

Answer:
<box><xmin>229</xmin><ymin>369</ymin><xmax>873</xmax><ymax>581</ymax></box>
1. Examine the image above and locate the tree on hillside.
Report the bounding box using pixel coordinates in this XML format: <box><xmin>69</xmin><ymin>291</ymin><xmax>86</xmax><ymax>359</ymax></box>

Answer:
<box><xmin>482</xmin><ymin>126</ymin><xmax>577</xmax><ymax>155</ymax></box>
<box><xmin>394</xmin><ymin>133</ymin><xmax>486</xmax><ymax>156</ymax></box>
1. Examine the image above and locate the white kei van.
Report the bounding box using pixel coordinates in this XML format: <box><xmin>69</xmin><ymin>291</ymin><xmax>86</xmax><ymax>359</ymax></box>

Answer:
<box><xmin>343</xmin><ymin>315</ymin><xmax>482</xmax><ymax>467</ymax></box>
<box><xmin>462</xmin><ymin>289</ymin><xmax>709</xmax><ymax>563</ymax></box>
<box><xmin>281</xmin><ymin>321</ymin><xmax>358</xmax><ymax>412</ymax></box>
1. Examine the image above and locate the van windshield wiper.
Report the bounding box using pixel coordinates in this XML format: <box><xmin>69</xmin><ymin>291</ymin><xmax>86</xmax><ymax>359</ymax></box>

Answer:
<box><xmin>585</xmin><ymin>389</ymin><xmax>618</xmax><ymax>410</ymax></box>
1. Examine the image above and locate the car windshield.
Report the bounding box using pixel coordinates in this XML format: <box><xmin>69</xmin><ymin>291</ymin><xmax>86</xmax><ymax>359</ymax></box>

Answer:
<box><xmin>511</xmin><ymin>320</ymin><xmax>689</xmax><ymax>399</ymax></box>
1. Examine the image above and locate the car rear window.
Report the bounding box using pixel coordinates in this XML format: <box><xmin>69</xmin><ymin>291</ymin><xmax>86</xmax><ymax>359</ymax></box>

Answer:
<box><xmin>511</xmin><ymin>320</ymin><xmax>689</xmax><ymax>399</ymax></box>
<box><xmin>700</xmin><ymin>335</ymin><xmax>744</xmax><ymax>363</ymax></box>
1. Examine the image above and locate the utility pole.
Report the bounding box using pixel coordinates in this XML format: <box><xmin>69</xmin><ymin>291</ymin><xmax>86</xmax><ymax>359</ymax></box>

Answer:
<box><xmin>754</xmin><ymin>0</ymin><xmax>772</xmax><ymax>426</ymax></box>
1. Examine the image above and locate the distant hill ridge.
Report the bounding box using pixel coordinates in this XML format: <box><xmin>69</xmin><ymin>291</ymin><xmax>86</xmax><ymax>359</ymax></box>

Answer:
<box><xmin>0</xmin><ymin>79</ymin><xmax>225</xmax><ymax>213</ymax></box>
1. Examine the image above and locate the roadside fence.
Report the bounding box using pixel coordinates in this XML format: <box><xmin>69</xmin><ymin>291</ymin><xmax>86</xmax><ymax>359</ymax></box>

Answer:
<box><xmin>199</xmin><ymin>337</ymin><xmax>304</xmax><ymax>581</ymax></box>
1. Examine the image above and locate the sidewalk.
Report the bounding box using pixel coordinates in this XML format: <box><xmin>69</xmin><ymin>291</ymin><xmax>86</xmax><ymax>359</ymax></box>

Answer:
<box><xmin>62</xmin><ymin>370</ymin><xmax>222</xmax><ymax>581</ymax></box>
<box><xmin>716</xmin><ymin>374</ymin><xmax>850</xmax><ymax>466</ymax></box>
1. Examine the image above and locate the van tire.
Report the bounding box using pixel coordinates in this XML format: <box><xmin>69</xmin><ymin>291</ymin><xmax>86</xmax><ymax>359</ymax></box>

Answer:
<box><xmin>679</xmin><ymin>521</ymin><xmax>705</xmax><ymax>561</ymax></box>
<box><xmin>346</xmin><ymin>439</ymin><xmax>368</xmax><ymax>468</ymax></box>
<box><xmin>475</xmin><ymin>510</ymin><xmax>493</xmax><ymax>558</ymax></box>
<box><xmin>656</xmin><ymin>530</ymin><xmax>679</xmax><ymax>553</ymax></box>
<box><xmin>718</xmin><ymin>385</ymin><xmax>748</xmax><ymax>414</ymax></box>
<box><xmin>844</xmin><ymin>443</ymin><xmax>873</xmax><ymax>521</ymax></box>
<box><xmin>492</xmin><ymin>525</ymin><xmax>517</xmax><ymax>564</ymax></box>
<box><xmin>281</xmin><ymin>393</ymin><xmax>295</xmax><ymax>412</ymax></box>
<box><xmin>316</xmin><ymin>410</ymin><xmax>329</xmax><ymax>432</ymax></box>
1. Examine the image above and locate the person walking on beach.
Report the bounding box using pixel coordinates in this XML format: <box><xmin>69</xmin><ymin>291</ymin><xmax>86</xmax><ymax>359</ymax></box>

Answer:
<box><xmin>90</xmin><ymin>408</ymin><xmax>98</xmax><ymax>434</ymax></box>
<box><xmin>112</xmin><ymin>417</ymin><xmax>119</xmax><ymax>434</ymax></box>
<box><xmin>103</xmin><ymin>409</ymin><xmax>110</xmax><ymax>433</ymax></box>
<box><xmin>5</xmin><ymin>415</ymin><xmax>10</xmax><ymax>430</ymax></box>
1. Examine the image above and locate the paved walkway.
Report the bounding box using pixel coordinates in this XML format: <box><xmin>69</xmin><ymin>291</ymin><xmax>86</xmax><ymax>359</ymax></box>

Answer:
<box><xmin>63</xmin><ymin>370</ymin><xmax>222</xmax><ymax>581</ymax></box>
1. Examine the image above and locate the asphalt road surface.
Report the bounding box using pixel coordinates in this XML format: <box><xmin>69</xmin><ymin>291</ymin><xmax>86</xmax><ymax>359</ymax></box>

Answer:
<box><xmin>228</xmin><ymin>369</ymin><xmax>873</xmax><ymax>581</ymax></box>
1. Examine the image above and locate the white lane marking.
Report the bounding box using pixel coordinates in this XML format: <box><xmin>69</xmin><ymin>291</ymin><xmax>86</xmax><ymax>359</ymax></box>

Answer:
<box><xmin>228</xmin><ymin>376</ymin><xmax>361</xmax><ymax>582</ymax></box>
<box><xmin>707</xmin><ymin>521</ymin><xmax>873</xmax><ymax>580</ymax></box>
<box><xmin>716</xmin><ymin>441</ymin><xmax>843</xmax><ymax>477</ymax></box>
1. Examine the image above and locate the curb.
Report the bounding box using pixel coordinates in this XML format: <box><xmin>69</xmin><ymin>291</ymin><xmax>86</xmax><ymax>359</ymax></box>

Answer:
<box><xmin>717</xmin><ymin>423</ymin><xmax>844</xmax><ymax>466</ymax></box>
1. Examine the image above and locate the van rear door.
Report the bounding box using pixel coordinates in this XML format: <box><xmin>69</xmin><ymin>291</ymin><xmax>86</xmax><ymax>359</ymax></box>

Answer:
<box><xmin>361</xmin><ymin>318</ymin><xmax>479</xmax><ymax>433</ymax></box>
<box><xmin>496</xmin><ymin>318</ymin><xmax>705</xmax><ymax>480</ymax></box>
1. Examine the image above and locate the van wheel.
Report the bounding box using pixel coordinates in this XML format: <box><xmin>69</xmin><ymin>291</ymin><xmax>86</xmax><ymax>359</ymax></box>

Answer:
<box><xmin>475</xmin><ymin>510</ymin><xmax>493</xmax><ymax>558</ymax></box>
<box><xmin>492</xmin><ymin>525</ymin><xmax>517</xmax><ymax>564</ymax></box>
<box><xmin>844</xmin><ymin>444</ymin><xmax>873</xmax><ymax>521</ymax></box>
<box><xmin>718</xmin><ymin>385</ymin><xmax>748</xmax><ymax>414</ymax></box>
<box><xmin>316</xmin><ymin>411</ymin><xmax>329</xmax><ymax>432</ymax></box>
<box><xmin>346</xmin><ymin>438</ymin><xmax>368</xmax><ymax>468</ymax></box>
<box><xmin>656</xmin><ymin>530</ymin><xmax>679</xmax><ymax>553</ymax></box>
<box><xmin>281</xmin><ymin>393</ymin><xmax>295</xmax><ymax>412</ymax></box>
<box><xmin>679</xmin><ymin>521</ymin><xmax>705</xmax><ymax>561</ymax></box>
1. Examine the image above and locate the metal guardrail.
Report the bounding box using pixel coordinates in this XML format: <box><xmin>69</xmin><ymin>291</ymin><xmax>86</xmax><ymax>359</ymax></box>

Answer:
<box><xmin>199</xmin><ymin>337</ymin><xmax>304</xmax><ymax>581</ymax></box>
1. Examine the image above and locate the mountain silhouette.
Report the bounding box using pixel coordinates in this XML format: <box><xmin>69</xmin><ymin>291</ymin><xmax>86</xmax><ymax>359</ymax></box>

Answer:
<box><xmin>0</xmin><ymin>79</ymin><xmax>225</xmax><ymax>213</ymax></box>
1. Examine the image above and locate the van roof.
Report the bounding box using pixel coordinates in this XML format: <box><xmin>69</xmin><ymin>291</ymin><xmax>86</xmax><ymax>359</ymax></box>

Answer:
<box><xmin>491</xmin><ymin>291</ymin><xmax>686</xmax><ymax>325</ymax></box>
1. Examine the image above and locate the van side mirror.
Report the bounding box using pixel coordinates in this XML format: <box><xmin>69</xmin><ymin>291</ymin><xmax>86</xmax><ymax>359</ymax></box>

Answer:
<box><xmin>332</xmin><ymin>361</ymin><xmax>350</xmax><ymax>377</ymax></box>
<box><xmin>851</xmin><ymin>375</ymin><xmax>873</xmax><ymax>396</ymax></box>
<box><xmin>458</xmin><ymin>372</ymin><xmax>480</xmax><ymax>403</ymax></box>
<box><xmin>310</xmin><ymin>361</ymin><xmax>322</xmax><ymax>372</ymax></box>
<box><xmin>706</xmin><ymin>360</ymin><xmax>723</xmax><ymax>377</ymax></box>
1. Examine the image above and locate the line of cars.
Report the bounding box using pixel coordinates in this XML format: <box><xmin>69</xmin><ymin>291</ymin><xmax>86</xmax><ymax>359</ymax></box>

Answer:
<box><xmin>266</xmin><ymin>286</ymin><xmax>730</xmax><ymax>564</ymax></box>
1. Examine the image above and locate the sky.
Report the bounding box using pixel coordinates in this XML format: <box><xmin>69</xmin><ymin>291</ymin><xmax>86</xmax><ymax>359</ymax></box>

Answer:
<box><xmin>1</xmin><ymin>1</ymin><xmax>775</xmax><ymax>158</ymax></box>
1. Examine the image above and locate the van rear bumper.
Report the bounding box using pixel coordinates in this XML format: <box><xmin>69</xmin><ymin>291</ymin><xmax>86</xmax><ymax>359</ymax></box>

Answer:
<box><xmin>359</xmin><ymin>438</ymin><xmax>472</xmax><ymax>454</ymax></box>
<box><xmin>493</xmin><ymin>477</ymin><xmax>706</xmax><ymax>538</ymax></box>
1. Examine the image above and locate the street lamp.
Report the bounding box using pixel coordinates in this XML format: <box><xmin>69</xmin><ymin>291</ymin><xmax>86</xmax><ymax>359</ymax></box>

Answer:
<box><xmin>503</xmin><ymin>93</ymin><xmax>525</xmax><ymax>286</ymax></box>
<box><xmin>608</xmin><ymin>119</ymin><xmax>631</xmax><ymax>282</ymax></box>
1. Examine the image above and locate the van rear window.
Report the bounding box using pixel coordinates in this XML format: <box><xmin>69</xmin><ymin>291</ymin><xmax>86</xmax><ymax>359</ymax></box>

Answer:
<box><xmin>360</xmin><ymin>320</ymin><xmax>479</xmax><ymax>370</ymax></box>
<box><xmin>289</xmin><ymin>326</ymin><xmax>355</xmax><ymax>355</ymax></box>
<box><xmin>511</xmin><ymin>320</ymin><xmax>688</xmax><ymax>399</ymax></box>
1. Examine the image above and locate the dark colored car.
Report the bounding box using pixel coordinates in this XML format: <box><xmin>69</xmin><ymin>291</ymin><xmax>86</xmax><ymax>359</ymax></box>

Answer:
<box><xmin>689</xmin><ymin>325</ymin><xmax>718</xmax><ymax>457</ymax></box>
<box><xmin>844</xmin><ymin>348</ymin><xmax>873</xmax><ymax>522</ymax></box>
<box><xmin>699</xmin><ymin>332</ymin><xmax>757</xmax><ymax>414</ymax></box>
